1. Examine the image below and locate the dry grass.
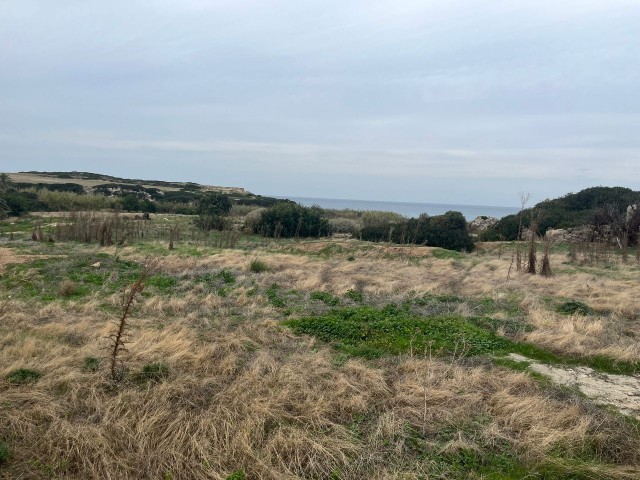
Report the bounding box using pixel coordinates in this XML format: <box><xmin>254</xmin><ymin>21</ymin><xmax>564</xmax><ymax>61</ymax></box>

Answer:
<box><xmin>1</xmin><ymin>238</ymin><xmax>640</xmax><ymax>478</ymax></box>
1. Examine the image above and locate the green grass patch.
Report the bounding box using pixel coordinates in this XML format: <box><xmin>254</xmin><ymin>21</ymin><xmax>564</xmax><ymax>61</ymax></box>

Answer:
<box><xmin>146</xmin><ymin>274</ymin><xmax>178</xmax><ymax>292</ymax></box>
<box><xmin>249</xmin><ymin>259</ymin><xmax>269</xmax><ymax>273</ymax></box>
<box><xmin>284</xmin><ymin>306</ymin><xmax>510</xmax><ymax>359</ymax></box>
<box><xmin>0</xmin><ymin>439</ymin><xmax>9</xmax><ymax>465</ymax></box>
<box><xmin>431</xmin><ymin>248</ymin><xmax>462</xmax><ymax>260</ymax></box>
<box><xmin>283</xmin><ymin>305</ymin><xmax>639</xmax><ymax>375</ymax></box>
<box><xmin>1</xmin><ymin>254</ymin><xmax>141</xmax><ymax>302</ymax></box>
<box><xmin>265</xmin><ymin>283</ymin><xmax>286</xmax><ymax>308</ymax></box>
<box><xmin>82</xmin><ymin>357</ymin><xmax>101</xmax><ymax>372</ymax></box>
<box><xmin>225</xmin><ymin>470</ymin><xmax>246</xmax><ymax>480</ymax></box>
<box><xmin>6</xmin><ymin>368</ymin><xmax>43</xmax><ymax>385</ymax></box>
<box><xmin>556</xmin><ymin>300</ymin><xmax>591</xmax><ymax>316</ymax></box>
<box><xmin>310</xmin><ymin>291</ymin><xmax>341</xmax><ymax>306</ymax></box>
<box><xmin>136</xmin><ymin>363</ymin><xmax>170</xmax><ymax>383</ymax></box>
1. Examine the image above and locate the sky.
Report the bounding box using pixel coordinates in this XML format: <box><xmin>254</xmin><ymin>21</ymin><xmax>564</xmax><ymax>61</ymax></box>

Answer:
<box><xmin>1</xmin><ymin>1</ymin><xmax>640</xmax><ymax>207</ymax></box>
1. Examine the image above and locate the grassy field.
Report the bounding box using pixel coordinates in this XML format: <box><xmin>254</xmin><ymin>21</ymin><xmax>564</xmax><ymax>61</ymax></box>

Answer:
<box><xmin>1</xmin><ymin>214</ymin><xmax>640</xmax><ymax>479</ymax></box>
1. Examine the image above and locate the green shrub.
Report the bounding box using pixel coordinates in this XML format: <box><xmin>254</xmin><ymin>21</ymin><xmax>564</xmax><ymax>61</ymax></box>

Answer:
<box><xmin>0</xmin><ymin>440</ymin><xmax>9</xmax><ymax>465</ymax></box>
<box><xmin>345</xmin><ymin>289</ymin><xmax>363</xmax><ymax>302</ymax></box>
<box><xmin>138</xmin><ymin>363</ymin><xmax>170</xmax><ymax>382</ymax></box>
<box><xmin>82</xmin><ymin>357</ymin><xmax>101</xmax><ymax>372</ymax></box>
<box><xmin>253</xmin><ymin>202</ymin><xmax>331</xmax><ymax>238</ymax></box>
<box><xmin>218</xmin><ymin>269</ymin><xmax>236</xmax><ymax>285</ymax></box>
<box><xmin>360</xmin><ymin>211</ymin><xmax>475</xmax><ymax>252</ymax></box>
<box><xmin>310</xmin><ymin>291</ymin><xmax>340</xmax><ymax>306</ymax></box>
<box><xmin>194</xmin><ymin>192</ymin><xmax>232</xmax><ymax>231</ymax></box>
<box><xmin>556</xmin><ymin>300</ymin><xmax>591</xmax><ymax>316</ymax></box>
<box><xmin>249</xmin><ymin>259</ymin><xmax>269</xmax><ymax>273</ymax></box>
<box><xmin>6</xmin><ymin>368</ymin><xmax>42</xmax><ymax>385</ymax></box>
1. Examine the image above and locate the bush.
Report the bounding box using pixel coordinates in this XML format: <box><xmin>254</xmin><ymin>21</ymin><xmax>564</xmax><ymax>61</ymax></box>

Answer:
<box><xmin>254</xmin><ymin>202</ymin><xmax>331</xmax><ymax>238</ymax></box>
<box><xmin>6</xmin><ymin>368</ymin><xmax>42</xmax><ymax>385</ymax></box>
<box><xmin>194</xmin><ymin>192</ymin><xmax>232</xmax><ymax>231</ymax></box>
<box><xmin>556</xmin><ymin>300</ymin><xmax>591</xmax><ymax>316</ymax></box>
<box><xmin>360</xmin><ymin>211</ymin><xmax>475</xmax><ymax>252</ymax></box>
<box><xmin>361</xmin><ymin>210</ymin><xmax>406</xmax><ymax>228</ymax></box>
<box><xmin>329</xmin><ymin>217</ymin><xmax>361</xmax><ymax>236</ymax></box>
<box><xmin>249</xmin><ymin>259</ymin><xmax>269</xmax><ymax>273</ymax></box>
<box><xmin>345</xmin><ymin>289</ymin><xmax>364</xmax><ymax>302</ymax></box>
<box><xmin>59</xmin><ymin>279</ymin><xmax>78</xmax><ymax>297</ymax></box>
<box><xmin>310</xmin><ymin>291</ymin><xmax>340</xmax><ymax>306</ymax></box>
<box><xmin>82</xmin><ymin>357</ymin><xmax>101</xmax><ymax>372</ymax></box>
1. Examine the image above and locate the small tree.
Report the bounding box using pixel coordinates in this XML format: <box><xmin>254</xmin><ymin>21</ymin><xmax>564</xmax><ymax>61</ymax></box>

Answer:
<box><xmin>253</xmin><ymin>202</ymin><xmax>331</xmax><ymax>238</ymax></box>
<box><xmin>0</xmin><ymin>173</ymin><xmax>13</xmax><ymax>193</ymax></box>
<box><xmin>195</xmin><ymin>192</ymin><xmax>232</xmax><ymax>231</ymax></box>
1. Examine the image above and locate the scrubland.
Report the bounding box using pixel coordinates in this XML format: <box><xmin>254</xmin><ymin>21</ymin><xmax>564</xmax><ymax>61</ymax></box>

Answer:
<box><xmin>1</xmin><ymin>215</ymin><xmax>640</xmax><ymax>479</ymax></box>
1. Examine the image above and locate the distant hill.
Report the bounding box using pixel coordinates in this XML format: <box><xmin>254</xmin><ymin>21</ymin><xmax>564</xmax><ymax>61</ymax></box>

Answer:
<box><xmin>1</xmin><ymin>171</ymin><xmax>283</xmax><ymax>217</ymax></box>
<box><xmin>483</xmin><ymin>186</ymin><xmax>640</xmax><ymax>241</ymax></box>
<box><xmin>9</xmin><ymin>171</ymin><xmax>246</xmax><ymax>195</ymax></box>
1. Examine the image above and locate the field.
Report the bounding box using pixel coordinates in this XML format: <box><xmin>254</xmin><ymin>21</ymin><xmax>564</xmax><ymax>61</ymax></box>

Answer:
<box><xmin>1</xmin><ymin>214</ymin><xmax>640</xmax><ymax>479</ymax></box>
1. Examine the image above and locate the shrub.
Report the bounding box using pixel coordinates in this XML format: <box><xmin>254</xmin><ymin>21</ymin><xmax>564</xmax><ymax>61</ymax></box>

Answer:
<box><xmin>361</xmin><ymin>211</ymin><xmax>475</xmax><ymax>252</ymax></box>
<box><xmin>194</xmin><ymin>192</ymin><xmax>232</xmax><ymax>231</ymax></box>
<box><xmin>556</xmin><ymin>300</ymin><xmax>591</xmax><ymax>316</ymax></box>
<box><xmin>345</xmin><ymin>289</ymin><xmax>363</xmax><ymax>302</ymax></box>
<box><xmin>253</xmin><ymin>202</ymin><xmax>331</xmax><ymax>238</ymax></box>
<box><xmin>82</xmin><ymin>357</ymin><xmax>101</xmax><ymax>372</ymax></box>
<box><xmin>6</xmin><ymin>368</ymin><xmax>42</xmax><ymax>385</ymax></box>
<box><xmin>329</xmin><ymin>217</ymin><xmax>361</xmax><ymax>236</ymax></box>
<box><xmin>249</xmin><ymin>259</ymin><xmax>269</xmax><ymax>273</ymax></box>
<box><xmin>310</xmin><ymin>291</ymin><xmax>340</xmax><ymax>306</ymax></box>
<box><xmin>242</xmin><ymin>208</ymin><xmax>265</xmax><ymax>232</ymax></box>
<box><xmin>58</xmin><ymin>279</ymin><xmax>78</xmax><ymax>297</ymax></box>
<box><xmin>361</xmin><ymin>210</ymin><xmax>406</xmax><ymax>228</ymax></box>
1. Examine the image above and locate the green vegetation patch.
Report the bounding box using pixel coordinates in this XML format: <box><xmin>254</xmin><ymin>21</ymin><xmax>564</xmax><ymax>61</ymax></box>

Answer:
<box><xmin>431</xmin><ymin>248</ymin><xmax>462</xmax><ymax>260</ymax></box>
<box><xmin>1</xmin><ymin>254</ymin><xmax>141</xmax><ymax>302</ymax></box>
<box><xmin>556</xmin><ymin>300</ymin><xmax>591</xmax><ymax>316</ymax></box>
<box><xmin>0</xmin><ymin>439</ymin><xmax>9</xmax><ymax>465</ymax></box>
<box><xmin>82</xmin><ymin>357</ymin><xmax>101</xmax><ymax>372</ymax></box>
<box><xmin>284</xmin><ymin>306</ymin><xmax>510</xmax><ymax>359</ymax></box>
<box><xmin>310</xmin><ymin>291</ymin><xmax>341</xmax><ymax>306</ymax></box>
<box><xmin>6</xmin><ymin>368</ymin><xmax>43</xmax><ymax>385</ymax></box>
<box><xmin>135</xmin><ymin>363</ymin><xmax>170</xmax><ymax>383</ymax></box>
<box><xmin>249</xmin><ymin>258</ymin><xmax>269</xmax><ymax>273</ymax></box>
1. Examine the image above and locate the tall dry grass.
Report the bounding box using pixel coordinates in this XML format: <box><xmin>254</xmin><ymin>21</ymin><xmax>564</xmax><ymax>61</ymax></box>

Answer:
<box><xmin>2</xmin><ymin>239</ymin><xmax>640</xmax><ymax>478</ymax></box>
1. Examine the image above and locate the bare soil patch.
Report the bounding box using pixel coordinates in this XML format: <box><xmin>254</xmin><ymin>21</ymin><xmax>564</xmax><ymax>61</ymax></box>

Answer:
<box><xmin>509</xmin><ymin>353</ymin><xmax>640</xmax><ymax>418</ymax></box>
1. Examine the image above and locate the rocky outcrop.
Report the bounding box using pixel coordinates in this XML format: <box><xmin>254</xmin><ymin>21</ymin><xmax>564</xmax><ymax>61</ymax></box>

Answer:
<box><xmin>469</xmin><ymin>216</ymin><xmax>498</xmax><ymax>232</ymax></box>
<box><xmin>545</xmin><ymin>226</ymin><xmax>593</xmax><ymax>243</ymax></box>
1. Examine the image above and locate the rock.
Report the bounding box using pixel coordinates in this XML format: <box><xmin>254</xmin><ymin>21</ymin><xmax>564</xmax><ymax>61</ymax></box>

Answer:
<box><xmin>544</xmin><ymin>226</ymin><xmax>593</xmax><ymax>243</ymax></box>
<box><xmin>469</xmin><ymin>216</ymin><xmax>498</xmax><ymax>232</ymax></box>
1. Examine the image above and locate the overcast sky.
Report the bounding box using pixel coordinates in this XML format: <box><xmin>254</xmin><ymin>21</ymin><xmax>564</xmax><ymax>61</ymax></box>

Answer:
<box><xmin>1</xmin><ymin>1</ymin><xmax>639</xmax><ymax>206</ymax></box>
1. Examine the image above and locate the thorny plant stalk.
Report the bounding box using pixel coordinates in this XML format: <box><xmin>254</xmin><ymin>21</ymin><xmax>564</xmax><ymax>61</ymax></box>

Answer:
<box><xmin>108</xmin><ymin>257</ymin><xmax>160</xmax><ymax>381</ymax></box>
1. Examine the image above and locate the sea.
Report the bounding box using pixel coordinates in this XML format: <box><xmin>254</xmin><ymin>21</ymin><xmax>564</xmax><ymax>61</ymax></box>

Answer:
<box><xmin>284</xmin><ymin>196</ymin><xmax>519</xmax><ymax>220</ymax></box>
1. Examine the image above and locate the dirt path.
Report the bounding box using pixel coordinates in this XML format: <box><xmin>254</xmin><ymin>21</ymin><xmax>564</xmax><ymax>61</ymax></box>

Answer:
<box><xmin>509</xmin><ymin>353</ymin><xmax>640</xmax><ymax>418</ymax></box>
